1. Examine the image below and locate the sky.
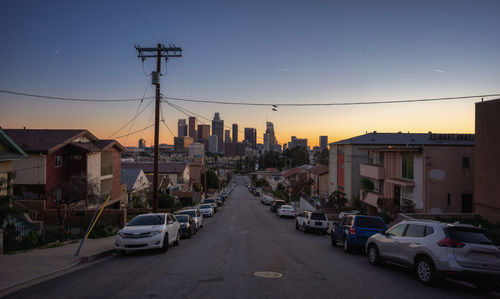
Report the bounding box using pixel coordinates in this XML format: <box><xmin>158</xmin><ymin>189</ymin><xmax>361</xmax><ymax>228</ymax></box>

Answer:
<box><xmin>1</xmin><ymin>0</ymin><xmax>499</xmax><ymax>147</ymax></box>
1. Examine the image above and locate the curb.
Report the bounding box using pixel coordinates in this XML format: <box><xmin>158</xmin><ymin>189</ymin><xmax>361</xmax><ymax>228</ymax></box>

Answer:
<box><xmin>0</xmin><ymin>249</ymin><xmax>115</xmax><ymax>297</ymax></box>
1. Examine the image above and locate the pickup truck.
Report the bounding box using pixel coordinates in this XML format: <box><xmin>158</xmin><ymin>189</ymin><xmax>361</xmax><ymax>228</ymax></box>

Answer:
<box><xmin>295</xmin><ymin>211</ymin><xmax>329</xmax><ymax>234</ymax></box>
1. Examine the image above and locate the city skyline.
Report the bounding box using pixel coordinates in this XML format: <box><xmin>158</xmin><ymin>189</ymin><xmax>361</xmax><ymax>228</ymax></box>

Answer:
<box><xmin>1</xmin><ymin>1</ymin><xmax>499</xmax><ymax>147</ymax></box>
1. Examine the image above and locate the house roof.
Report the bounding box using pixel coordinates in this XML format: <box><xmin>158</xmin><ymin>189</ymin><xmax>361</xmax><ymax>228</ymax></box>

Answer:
<box><xmin>95</xmin><ymin>140</ymin><xmax>126</xmax><ymax>152</ymax></box>
<box><xmin>283</xmin><ymin>167</ymin><xmax>307</xmax><ymax>178</ymax></box>
<box><xmin>330</xmin><ymin>132</ymin><xmax>474</xmax><ymax>146</ymax></box>
<box><xmin>308</xmin><ymin>164</ymin><xmax>329</xmax><ymax>176</ymax></box>
<box><xmin>122</xmin><ymin>162</ymin><xmax>188</xmax><ymax>174</ymax></box>
<box><xmin>3</xmin><ymin>129</ymin><xmax>97</xmax><ymax>154</ymax></box>
<box><xmin>121</xmin><ymin>168</ymin><xmax>144</xmax><ymax>191</ymax></box>
<box><xmin>0</xmin><ymin>127</ymin><xmax>28</xmax><ymax>161</ymax></box>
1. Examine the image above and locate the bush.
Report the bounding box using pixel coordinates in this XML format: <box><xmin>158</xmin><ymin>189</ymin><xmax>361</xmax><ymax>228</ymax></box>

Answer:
<box><xmin>89</xmin><ymin>222</ymin><xmax>120</xmax><ymax>239</ymax></box>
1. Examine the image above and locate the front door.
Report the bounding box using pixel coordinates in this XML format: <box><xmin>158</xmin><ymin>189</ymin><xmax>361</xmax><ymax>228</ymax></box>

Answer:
<box><xmin>461</xmin><ymin>193</ymin><xmax>473</xmax><ymax>213</ymax></box>
<box><xmin>393</xmin><ymin>186</ymin><xmax>401</xmax><ymax>208</ymax></box>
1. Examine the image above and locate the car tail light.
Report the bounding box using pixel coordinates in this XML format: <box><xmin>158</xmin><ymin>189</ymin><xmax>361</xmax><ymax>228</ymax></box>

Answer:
<box><xmin>307</xmin><ymin>220</ymin><xmax>310</xmax><ymax>225</ymax></box>
<box><xmin>437</xmin><ymin>238</ymin><xmax>465</xmax><ymax>248</ymax></box>
<box><xmin>349</xmin><ymin>228</ymin><xmax>356</xmax><ymax>235</ymax></box>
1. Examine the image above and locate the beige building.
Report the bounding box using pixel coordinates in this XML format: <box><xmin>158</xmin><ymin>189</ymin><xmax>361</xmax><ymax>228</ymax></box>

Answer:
<box><xmin>474</xmin><ymin>98</ymin><xmax>500</xmax><ymax>223</ymax></box>
<box><xmin>357</xmin><ymin>132</ymin><xmax>474</xmax><ymax>215</ymax></box>
<box><xmin>0</xmin><ymin>128</ymin><xmax>28</xmax><ymax>196</ymax></box>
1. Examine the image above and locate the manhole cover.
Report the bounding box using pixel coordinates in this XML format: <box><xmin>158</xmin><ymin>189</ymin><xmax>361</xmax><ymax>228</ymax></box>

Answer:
<box><xmin>254</xmin><ymin>271</ymin><xmax>283</xmax><ymax>278</ymax></box>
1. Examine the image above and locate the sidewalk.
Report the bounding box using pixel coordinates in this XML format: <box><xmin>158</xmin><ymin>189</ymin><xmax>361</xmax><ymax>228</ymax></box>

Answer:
<box><xmin>0</xmin><ymin>236</ymin><xmax>115</xmax><ymax>294</ymax></box>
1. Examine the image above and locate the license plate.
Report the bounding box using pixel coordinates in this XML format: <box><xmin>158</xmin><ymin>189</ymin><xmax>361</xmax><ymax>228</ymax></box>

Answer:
<box><xmin>315</xmin><ymin>221</ymin><xmax>322</xmax><ymax>226</ymax></box>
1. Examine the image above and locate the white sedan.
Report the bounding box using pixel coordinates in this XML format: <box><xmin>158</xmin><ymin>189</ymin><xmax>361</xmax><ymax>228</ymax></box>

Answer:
<box><xmin>199</xmin><ymin>204</ymin><xmax>214</xmax><ymax>217</ymax></box>
<box><xmin>277</xmin><ymin>205</ymin><xmax>296</xmax><ymax>217</ymax></box>
<box><xmin>261</xmin><ymin>196</ymin><xmax>273</xmax><ymax>205</ymax></box>
<box><xmin>115</xmin><ymin>213</ymin><xmax>180</xmax><ymax>253</ymax></box>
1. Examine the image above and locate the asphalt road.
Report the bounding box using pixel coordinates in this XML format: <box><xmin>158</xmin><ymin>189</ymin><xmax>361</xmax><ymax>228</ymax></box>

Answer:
<box><xmin>7</xmin><ymin>175</ymin><xmax>496</xmax><ymax>299</ymax></box>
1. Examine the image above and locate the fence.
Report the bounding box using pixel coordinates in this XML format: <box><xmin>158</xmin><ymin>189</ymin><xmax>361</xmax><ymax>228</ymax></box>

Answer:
<box><xmin>2</xmin><ymin>223</ymin><xmax>84</xmax><ymax>254</ymax></box>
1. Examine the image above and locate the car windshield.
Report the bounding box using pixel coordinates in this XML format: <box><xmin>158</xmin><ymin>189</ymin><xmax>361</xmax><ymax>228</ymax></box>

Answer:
<box><xmin>445</xmin><ymin>227</ymin><xmax>495</xmax><ymax>245</ymax></box>
<box><xmin>175</xmin><ymin>215</ymin><xmax>189</xmax><ymax>223</ymax></box>
<box><xmin>355</xmin><ymin>217</ymin><xmax>386</xmax><ymax>229</ymax></box>
<box><xmin>199</xmin><ymin>204</ymin><xmax>211</xmax><ymax>209</ymax></box>
<box><xmin>282</xmin><ymin>206</ymin><xmax>293</xmax><ymax>210</ymax></box>
<box><xmin>203</xmin><ymin>199</ymin><xmax>215</xmax><ymax>203</ymax></box>
<box><xmin>127</xmin><ymin>215</ymin><xmax>165</xmax><ymax>226</ymax></box>
<box><xmin>276</xmin><ymin>201</ymin><xmax>285</xmax><ymax>205</ymax></box>
<box><xmin>311</xmin><ymin>213</ymin><xmax>327</xmax><ymax>220</ymax></box>
<box><xmin>177</xmin><ymin>210</ymin><xmax>196</xmax><ymax>217</ymax></box>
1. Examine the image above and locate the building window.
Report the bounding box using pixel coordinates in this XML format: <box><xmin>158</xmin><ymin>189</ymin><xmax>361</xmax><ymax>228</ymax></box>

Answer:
<box><xmin>55</xmin><ymin>156</ymin><xmax>62</xmax><ymax>168</ymax></box>
<box><xmin>369</xmin><ymin>151</ymin><xmax>384</xmax><ymax>165</ymax></box>
<box><xmin>447</xmin><ymin>193</ymin><xmax>451</xmax><ymax>206</ymax></box>
<box><xmin>177</xmin><ymin>174</ymin><xmax>184</xmax><ymax>184</ymax></box>
<box><xmin>462</xmin><ymin>157</ymin><xmax>470</xmax><ymax>169</ymax></box>
<box><xmin>401</xmin><ymin>152</ymin><xmax>414</xmax><ymax>180</ymax></box>
<box><xmin>54</xmin><ymin>188</ymin><xmax>62</xmax><ymax>202</ymax></box>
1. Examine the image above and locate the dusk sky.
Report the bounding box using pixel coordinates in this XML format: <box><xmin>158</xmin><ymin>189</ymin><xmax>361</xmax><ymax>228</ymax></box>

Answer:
<box><xmin>1</xmin><ymin>0</ymin><xmax>499</xmax><ymax>147</ymax></box>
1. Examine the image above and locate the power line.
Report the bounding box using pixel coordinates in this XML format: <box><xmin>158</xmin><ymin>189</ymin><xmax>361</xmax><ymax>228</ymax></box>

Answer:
<box><xmin>129</xmin><ymin>0</ymin><xmax>160</xmax><ymax>41</ymax></box>
<box><xmin>160</xmin><ymin>102</ymin><xmax>176</xmax><ymax>137</ymax></box>
<box><xmin>0</xmin><ymin>89</ymin><xmax>153</xmax><ymax>102</ymax></box>
<box><xmin>107</xmin><ymin>99</ymin><xmax>153</xmax><ymax>139</ymax></box>
<box><xmin>114</xmin><ymin>124</ymin><xmax>154</xmax><ymax>140</ymax></box>
<box><xmin>165</xmin><ymin>93</ymin><xmax>500</xmax><ymax>107</ymax></box>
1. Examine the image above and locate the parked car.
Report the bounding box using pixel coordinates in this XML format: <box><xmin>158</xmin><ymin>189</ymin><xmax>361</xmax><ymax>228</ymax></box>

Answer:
<box><xmin>202</xmin><ymin>199</ymin><xmax>218</xmax><ymax>212</ymax></box>
<box><xmin>216</xmin><ymin>196</ymin><xmax>225</xmax><ymax>206</ymax></box>
<box><xmin>261</xmin><ymin>196</ymin><xmax>273</xmax><ymax>205</ymax></box>
<box><xmin>296</xmin><ymin>211</ymin><xmax>329</xmax><ymax>233</ymax></box>
<box><xmin>174</xmin><ymin>214</ymin><xmax>196</xmax><ymax>239</ymax></box>
<box><xmin>175</xmin><ymin>208</ymin><xmax>203</xmax><ymax>230</ymax></box>
<box><xmin>115</xmin><ymin>213</ymin><xmax>180</xmax><ymax>253</ymax></box>
<box><xmin>270</xmin><ymin>200</ymin><xmax>286</xmax><ymax>212</ymax></box>
<box><xmin>366</xmin><ymin>219</ymin><xmax>500</xmax><ymax>289</ymax></box>
<box><xmin>331</xmin><ymin>215</ymin><xmax>387</xmax><ymax>253</ymax></box>
<box><xmin>198</xmin><ymin>204</ymin><xmax>214</xmax><ymax>217</ymax></box>
<box><xmin>277</xmin><ymin>205</ymin><xmax>296</xmax><ymax>217</ymax></box>
<box><xmin>253</xmin><ymin>191</ymin><xmax>261</xmax><ymax>197</ymax></box>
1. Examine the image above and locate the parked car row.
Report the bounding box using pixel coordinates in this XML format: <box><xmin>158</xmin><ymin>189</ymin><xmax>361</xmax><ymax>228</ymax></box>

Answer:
<box><xmin>292</xmin><ymin>209</ymin><xmax>500</xmax><ymax>291</ymax></box>
<box><xmin>115</xmin><ymin>186</ymin><xmax>234</xmax><ymax>255</ymax></box>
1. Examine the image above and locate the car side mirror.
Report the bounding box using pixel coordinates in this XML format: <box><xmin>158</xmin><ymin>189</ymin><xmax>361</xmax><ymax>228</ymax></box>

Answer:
<box><xmin>381</xmin><ymin>230</ymin><xmax>387</xmax><ymax>236</ymax></box>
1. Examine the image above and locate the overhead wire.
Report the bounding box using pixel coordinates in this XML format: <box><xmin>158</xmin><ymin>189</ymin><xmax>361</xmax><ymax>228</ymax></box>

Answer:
<box><xmin>129</xmin><ymin>0</ymin><xmax>160</xmax><ymax>41</ymax></box>
<box><xmin>0</xmin><ymin>89</ymin><xmax>153</xmax><ymax>102</ymax></box>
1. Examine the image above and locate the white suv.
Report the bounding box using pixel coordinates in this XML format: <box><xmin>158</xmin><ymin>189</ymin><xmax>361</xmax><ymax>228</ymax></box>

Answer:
<box><xmin>295</xmin><ymin>211</ymin><xmax>329</xmax><ymax>234</ymax></box>
<box><xmin>175</xmin><ymin>208</ymin><xmax>203</xmax><ymax>230</ymax></box>
<box><xmin>115</xmin><ymin>213</ymin><xmax>180</xmax><ymax>253</ymax></box>
<box><xmin>366</xmin><ymin>219</ymin><xmax>500</xmax><ymax>290</ymax></box>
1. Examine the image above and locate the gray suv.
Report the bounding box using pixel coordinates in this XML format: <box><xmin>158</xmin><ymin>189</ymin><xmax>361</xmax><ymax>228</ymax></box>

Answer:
<box><xmin>366</xmin><ymin>219</ymin><xmax>500</xmax><ymax>290</ymax></box>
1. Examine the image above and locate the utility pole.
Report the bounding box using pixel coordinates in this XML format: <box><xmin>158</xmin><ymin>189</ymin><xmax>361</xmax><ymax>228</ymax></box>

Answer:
<box><xmin>135</xmin><ymin>44</ymin><xmax>182</xmax><ymax>212</ymax></box>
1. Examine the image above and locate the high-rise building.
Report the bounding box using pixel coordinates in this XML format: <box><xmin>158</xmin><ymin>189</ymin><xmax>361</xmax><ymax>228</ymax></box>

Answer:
<box><xmin>178</xmin><ymin>119</ymin><xmax>188</xmax><ymax>137</ymax></box>
<box><xmin>320</xmin><ymin>136</ymin><xmax>328</xmax><ymax>149</ymax></box>
<box><xmin>208</xmin><ymin>135</ymin><xmax>218</xmax><ymax>154</ymax></box>
<box><xmin>212</xmin><ymin>112</ymin><xmax>224</xmax><ymax>153</ymax></box>
<box><xmin>244</xmin><ymin>128</ymin><xmax>257</xmax><ymax>149</ymax></box>
<box><xmin>138</xmin><ymin>138</ymin><xmax>146</xmax><ymax>149</ymax></box>
<box><xmin>197</xmin><ymin>124</ymin><xmax>210</xmax><ymax>153</ymax></box>
<box><xmin>224</xmin><ymin>142</ymin><xmax>246</xmax><ymax>157</ymax></box>
<box><xmin>225</xmin><ymin>130</ymin><xmax>231</xmax><ymax>143</ymax></box>
<box><xmin>232</xmin><ymin>124</ymin><xmax>238</xmax><ymax>143</ymax></box>
<box><xmin>263</xmin><ymin>133</ymin><xmax>270</xmax><ymax>153</ymax></box>
<box><xmin>188</xmin><ymin>142</ymin><xmax>204</xmax><ymax>158</ymax></box>
<box><xmin>266</xmin><ymin>121</ymin><xmax>277</xmax><ymax>144</ymax></box>
<box><xmin>188</xmin><ymin>117</ymin><xmax>197</xmax><ymax>139</ymax></box>
<box><xmin>174</xmin><ymin>136</ymin><xmax>193</xmax><ymax>153</ymax></box>
<box><xmin>288</xmin><ymin>136</ymin><xmax>308</xmax><ymax>149</ymax></box>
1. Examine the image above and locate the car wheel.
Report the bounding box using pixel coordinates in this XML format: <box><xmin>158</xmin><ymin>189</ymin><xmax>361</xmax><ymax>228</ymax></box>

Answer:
<box><xmin>174</xmin><ymin>231</ymin><xmax>180</xmax><ymax>246</ymax></box>
<box><xmin>295</xmin><ymin>221</ymin><xmax>299</xmax><ymax>230</ymax></box>
<box><xmin>160</xmin><ymin>233</ymin><xmax>169</xmax><ymax>253</ymax></box>
<box><xmin>331</xmin><ymin>231</ymin><xmax>337</xmax><ymax>247</ymax></box>
<box><xmin>367</xmin><ymin>244</ymin><xmax>381</xmax><ymax>265</ymax></box>
<box><xmin>415</xmin><ymin>256</ymin><xmax>435</xmax><ymax>285</ymax></box>
<box><xmin>343</xmin><ymin>237</ymin><xmax>351</xmax><ymax>253</ymax></box>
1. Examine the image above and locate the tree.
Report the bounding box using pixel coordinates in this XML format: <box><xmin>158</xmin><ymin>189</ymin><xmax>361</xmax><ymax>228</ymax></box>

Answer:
<box><xmin>283</xmin><ymin>146</ymin><xmax>309</xmax><ymax>168</ymax></box>
<box><xmin>328</xmin><ymin>190</ymin><xmax>347</xmax><ymax>213</ymax></box>
<box><xmin>290</xmin><ymin>172</ymin><xmax>313</xmax><ymax>200</ymax></box>
<box><xmin>204</xmin><ymin>169</ymin><xmax>219</xmax><ymax>189</ymax></box>
<box><xmin>158</xmin><ymin>192</ymin><xmax>176</xmax><ymax>210</ymax></box>
<box><xmin>50</xmin><ymin>174</ymin><xmax>102</xmax><ymax>238</ymax></box>
<box><xmin>314</xmin><ymin>148</ymin><xmax>329</xmax><ymax>165</ymax></box>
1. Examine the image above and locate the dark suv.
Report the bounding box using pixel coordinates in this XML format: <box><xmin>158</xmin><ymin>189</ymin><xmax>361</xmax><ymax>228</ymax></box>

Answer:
<box><xmin>331</xmin><ymin>215</ymin><xmax>387</xmax><ymax>253</ymax></box>
<box><xmin>270</xmin><ymin>200</ymin><xmax>286</xmax><ymax>212</ymax></box>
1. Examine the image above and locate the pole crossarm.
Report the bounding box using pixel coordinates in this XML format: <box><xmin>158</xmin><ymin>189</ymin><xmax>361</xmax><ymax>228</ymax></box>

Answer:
<box><xmin>135</xmin><ymin>45</ymin><xmax>182</xmax><ymax>58</ymax></box>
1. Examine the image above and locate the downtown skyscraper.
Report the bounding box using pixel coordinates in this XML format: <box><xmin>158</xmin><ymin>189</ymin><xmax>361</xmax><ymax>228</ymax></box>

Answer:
<box><xmin>212</xmin><ymin>112</ymin><xmax>224</xmax><ymax>153</ymax></box>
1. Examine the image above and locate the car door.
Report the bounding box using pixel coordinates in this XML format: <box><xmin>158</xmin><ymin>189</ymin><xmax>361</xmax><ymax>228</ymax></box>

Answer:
<box><xmin>334</xmin><ymin>216</ymin><xmax>348</xmax><ymax>240</ymax></box>
<box><xmin>398</xmin><ymin>224</ymin><xmax>426</xmax><ymax>265</ymax></box>
<box><xmin>378</xmin><ymin>223</ymin><xmax>407</xmax><ymax>261</ymax></box>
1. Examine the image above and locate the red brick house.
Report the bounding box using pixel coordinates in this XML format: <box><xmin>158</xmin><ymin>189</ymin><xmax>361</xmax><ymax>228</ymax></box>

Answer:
<box><xmin>5</xmin><ymin>129</ymin><xmax>126</xmax><ymax>208</ymax></box>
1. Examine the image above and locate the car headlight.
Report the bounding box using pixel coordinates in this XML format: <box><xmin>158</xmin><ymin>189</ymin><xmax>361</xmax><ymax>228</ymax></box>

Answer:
<box><xmin>118</xmin><ymin>231</ymin><xmax>125</xmax><ymax>238</ymax></box>
<box><xmin>151</xmin><ymin>230</ymin><xmax>163</xmax><ymax>236</ymax></box>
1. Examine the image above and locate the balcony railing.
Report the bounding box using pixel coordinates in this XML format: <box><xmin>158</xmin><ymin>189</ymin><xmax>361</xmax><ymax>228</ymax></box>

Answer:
<box><xmin>360</xmin><ymin>163</ymin><xmax>385</xmax><ymax>180</ymax></box>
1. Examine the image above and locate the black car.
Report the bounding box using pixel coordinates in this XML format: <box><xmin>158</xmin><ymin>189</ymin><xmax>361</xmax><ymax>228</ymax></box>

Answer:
<box><xmin>174</xmin><ymin>214</ymin><xmax>196</xmax><ymax>238</ymax></box>
<box><xmin>216</xmin><ymin>196</ymin><xmax>224</xmax><ymax>206</ymax></box>
<box><xmin>270</xmin><ymin>200</ymin><xmax>286</xmax><ymax>212</ymax></box>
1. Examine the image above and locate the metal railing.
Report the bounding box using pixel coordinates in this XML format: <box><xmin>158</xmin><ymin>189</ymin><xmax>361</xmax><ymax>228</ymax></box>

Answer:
<box><xmin>12</xmin><ymin>201</ymin><xmax>38</xmax><ymax>222</ymax></box>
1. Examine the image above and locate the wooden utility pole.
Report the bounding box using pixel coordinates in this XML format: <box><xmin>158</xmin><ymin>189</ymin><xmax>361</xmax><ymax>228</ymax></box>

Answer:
<box><xmin>135</xmin><ymin>44</ymin><xmax>182</xmax><ymax>212</ymax></box>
